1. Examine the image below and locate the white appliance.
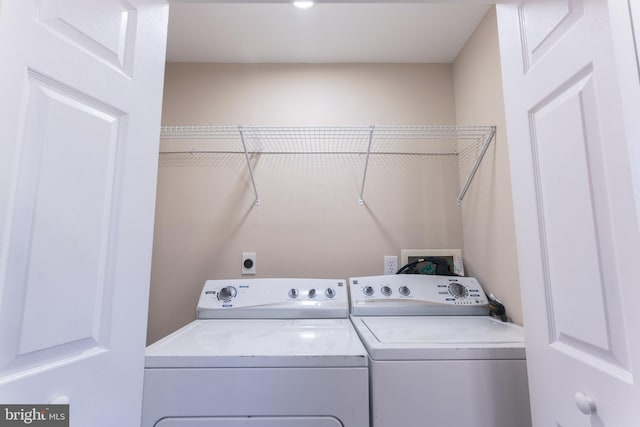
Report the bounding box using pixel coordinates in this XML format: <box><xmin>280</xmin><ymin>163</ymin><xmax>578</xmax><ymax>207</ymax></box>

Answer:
<box><xmin>349</xmin><ymin>274</ymin><xmax>532</xmax><ymax>427</ymax></box>
<box><xmin>142</xmin><ymin>278</ymin><xmax>369</xmax><ymax>427</ymax></box>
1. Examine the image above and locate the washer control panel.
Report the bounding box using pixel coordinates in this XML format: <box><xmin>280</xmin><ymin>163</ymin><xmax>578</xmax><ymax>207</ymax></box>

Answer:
<box><xmin>349</xmin><ymin>275</ymin><xmax>489</xmax><ymax>316</ymax></box>
<box><xmin>197</xmin><ymin>278</ymin><xmax>348</xmax><ymax>319</ymax></box>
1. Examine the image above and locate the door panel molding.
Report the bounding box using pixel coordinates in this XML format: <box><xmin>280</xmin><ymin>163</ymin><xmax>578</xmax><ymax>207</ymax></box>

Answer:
<box><xmin>0</xmin><ymin>69</ymin><xmax>125</xmax><ymax>377</ymax></box>
<box><xmin>528</xmin><ymin>62</ymin><xmax>630</xmax><ymax>374</ymax></box>
<box><xmin>36</xmin><ymin>0</ymin><xmax>138</xmax><ymax>76</ymax></box>
<box><xmin>518</xmin><ymin>0</ymin><xmax>585</xmax><ymax>73</ymax></box>
<box><xmin>627</xmin><ymin>0</ymin><xmax>640</xmax><ymax>82</ymax></box>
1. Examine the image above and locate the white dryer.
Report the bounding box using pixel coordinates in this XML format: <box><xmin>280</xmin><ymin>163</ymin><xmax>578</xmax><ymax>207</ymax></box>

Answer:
<box><xmin>349</xmin><ymin>274</ymin><xmax>532</xmax><ymax>427</ymax></box>
<box><xmin>142</xmin><ymin>278</ymin><xmax>369</xmax><ymax>427</ymax></box>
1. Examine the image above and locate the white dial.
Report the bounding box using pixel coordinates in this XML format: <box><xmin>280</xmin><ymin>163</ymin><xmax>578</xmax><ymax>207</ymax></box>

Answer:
<box><xmin>288</xmin><ymin>288</ymin><xmax>299</xmax><ymax>298</ymax></box>
<box><xmin>381</xmin><ymin>286</ymin><xmax>392</xmax><ymax>296</ymax></box>
<box><xmin>448</xmin><ymin>282</ymin><xmax>468</xmax><ymax>298</ymax></box>
<box><xmin>217</xmin><ymin>286</ymin><xmax>237</xmax><ymax>302</ymax></box>
<box><xmin>399</xmin><ymin>286</ymin><xmax>410</xmax><ymax>296</ymax></box>
<box><xmin>363</xmin><ymin>286</ymin><xmax>375</xmax><ymax>296</ymax></box>
<box><xmin>308</xmin><ymin>288</ymin><xmax>317</xmax><ymax>298</ymax></box>
<box><xmin>325</xmin><ymin>288</ymin><xmax>336</xmax><ymax>298</ymax></box>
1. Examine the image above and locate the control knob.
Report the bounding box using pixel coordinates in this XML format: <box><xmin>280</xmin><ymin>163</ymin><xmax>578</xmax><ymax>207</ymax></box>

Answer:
<box><xmin>381</xmin><ymin>286</ymin><xmax>392</xmax><ymax>296</ymax></box>
<box><xmin>288</xmin><ymin>288</ymin><xmax>299</xmax><ymax>299</ymax></box>
<box><xmin>363</xmin><ymin>286</ymin><xmax>375</xmax><ymax>296</ymax></box>
<box><xmin>325</xmin><ymin>288</ymin><xmax>336</xmax><ymax>299</ymax></box>
<box><xmin>448</xmin><ymin>282</ymin><xmax>468</xmax><ymax>298</ymax></box>
<box><xmin>399</xmin><ymin>286</ymin><xmax>410</xmax><ymax>296</ymax></box>
<box><xmin>308</xmin><ymin>288</ymin><xmax>317</xmax><ymax>298</ymax></box>
<box><xmin>217</xmin><ymin>286</ymin><xmax>237</xmax><ymax>302</ymax></box>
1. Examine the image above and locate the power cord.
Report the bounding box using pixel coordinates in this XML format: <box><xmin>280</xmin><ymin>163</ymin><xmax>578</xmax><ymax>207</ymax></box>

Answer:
<box><xmin>487</xmin><ymin>293</ymin><xmax>508</xmax><ymax>322</ymax></box>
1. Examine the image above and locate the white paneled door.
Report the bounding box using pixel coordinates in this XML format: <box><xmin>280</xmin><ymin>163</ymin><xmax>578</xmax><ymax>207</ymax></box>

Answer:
<box><xmin>0</xmin><ymin>0</ymin><xmax>168</xmax><ymax>425</ymax></box>
<box><xmin>498</xmin><ymin>0</ymin><xmax>640</xmax><ymax>425</ymax></box>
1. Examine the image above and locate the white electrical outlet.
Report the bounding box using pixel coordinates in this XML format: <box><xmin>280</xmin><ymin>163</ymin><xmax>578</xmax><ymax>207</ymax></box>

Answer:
<box><xmin>242</xmin><ymin>252</ymin><xmax>256</xmax><ymax>275</ymax></box>
<box><xmin>384</xmin><ymin>256</ymin><xmax>398</xmax><ymax>275</ymax></box>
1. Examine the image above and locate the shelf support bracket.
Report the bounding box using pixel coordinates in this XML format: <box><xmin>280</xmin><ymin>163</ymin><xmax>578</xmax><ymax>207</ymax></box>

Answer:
<box><xmin>456</xmin><ymin>126</ymin><xmax>496</xmax><ymax>205</ymax></box>
<box><xmin>359</xmin><ymin>125</ymin><xmax>375</xmax><ymax>206</ymax></box>
<box><xmin>239</xmin><ymin>126</ymin><xmax>261</xmax><ymax>206</ymax></box>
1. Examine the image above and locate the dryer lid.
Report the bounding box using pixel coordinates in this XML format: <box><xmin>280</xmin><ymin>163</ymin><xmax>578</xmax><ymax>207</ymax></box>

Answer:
<box><xmin>146</xmin><ymin>318</ymin><xmax>368</xmax><ymax>368</ymax></box>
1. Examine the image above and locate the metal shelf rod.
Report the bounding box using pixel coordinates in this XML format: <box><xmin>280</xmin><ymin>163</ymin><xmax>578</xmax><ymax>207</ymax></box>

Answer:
<box><xmin>239</xmin><ymin>126</ymin><xmax>261</xmax><ymax>206</ymax></box>
<box><xmin>359</xmin><ymin>126</ymin><xmax>375</xmax><ymax>206</ymax></box>
<box><xmin>456</xmin><ymin>126</ymin><xmax>496</xmax><ymax>205</ymax></box>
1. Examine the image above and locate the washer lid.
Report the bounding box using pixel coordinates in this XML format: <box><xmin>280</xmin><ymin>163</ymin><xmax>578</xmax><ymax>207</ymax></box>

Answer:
<box><xmin>363</xmin><ymin>316</ymin><xmax>524</xmax><ymax>343</ymax></box>
<box><xmin>145</xmin><ymin>319</ymin><xmax>368</xmax><ymax>368</ymax></box>
<box><xmin>351</xmin><ymin>316</ymin><xmax>526</xmax><ymax>360</ymax></box>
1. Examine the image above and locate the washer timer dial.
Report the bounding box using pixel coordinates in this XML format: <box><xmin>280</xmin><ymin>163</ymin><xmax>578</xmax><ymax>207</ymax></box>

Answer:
<box><xmin>448</xmin><ymin>282</ymin><xmax>468</xmax><ymax>298</ymax></box>
<box><xmin>217</xmin><ymin>286</ymin><xmax>237</xmax><ymax>302</ymax></box>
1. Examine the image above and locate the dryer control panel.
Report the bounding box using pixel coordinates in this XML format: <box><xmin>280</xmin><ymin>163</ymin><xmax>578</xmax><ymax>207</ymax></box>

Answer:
<box><xmin>197</xmin><ymin>278</ymin><xmax>349</xmax><ymax>319</ymax></box>
<box><xmin>349</xmin><ymin>275</ymin><xmax>489</xmax><ymax>316</ymax></box>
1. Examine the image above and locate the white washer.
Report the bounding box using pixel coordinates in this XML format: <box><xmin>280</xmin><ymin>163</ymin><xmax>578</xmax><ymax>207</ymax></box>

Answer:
<box><xmin>349</xmin><ymin>275</ymin><xmax>532</xmax><ymax>427</ymax></box>
<box><xmin>142</xmin><ymin>278</ymin><xmax>369</xmax><ymax>427</ymax></box>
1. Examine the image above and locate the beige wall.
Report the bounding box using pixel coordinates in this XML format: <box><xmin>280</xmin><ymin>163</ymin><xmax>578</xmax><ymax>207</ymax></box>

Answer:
<box><xmin>453</xmin><ymin>7</ymin><xmax>523</xmax><ymax>324</ymax></box>
<box><xmin>149</xmin><ymin>63</ymin><xmax>465</xmax><ymax>344</ymax></box>
<box><xmin>160</xmin><ymin>63</ymin><xmax>456</xmax><ymax>125</ymax></box>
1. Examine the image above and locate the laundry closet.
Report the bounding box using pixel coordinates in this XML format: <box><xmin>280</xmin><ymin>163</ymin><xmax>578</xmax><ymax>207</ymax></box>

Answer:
<box><xmin>1</xmin><ymin>0</ymin><xmax>639</xmax><ymax>425</ymax></box>
<box><xmin>147</xmin><ymin>3</ymin><xmax>521</xmax><ymax>346</ymax></box>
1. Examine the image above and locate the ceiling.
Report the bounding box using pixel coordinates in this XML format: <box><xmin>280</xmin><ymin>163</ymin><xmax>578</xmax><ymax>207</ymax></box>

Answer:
<box><xmin>166</xmin><ymin>3</ymin><xmax>492</xmax><ymax>63</ymax></box>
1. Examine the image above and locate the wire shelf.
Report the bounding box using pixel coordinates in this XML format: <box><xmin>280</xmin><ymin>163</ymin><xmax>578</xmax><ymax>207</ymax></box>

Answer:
<box><xmin>158</xmin><ymin>125</ymin><xmax>496</xmax><ymax>206</ymax></box>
